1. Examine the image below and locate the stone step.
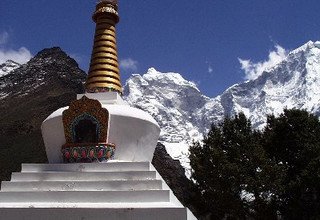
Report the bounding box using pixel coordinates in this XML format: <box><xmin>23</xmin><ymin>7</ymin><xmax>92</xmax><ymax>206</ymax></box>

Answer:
<box><xmin>1</xmin><ymin>180</ymin><xmax>162</xmax><ymax>192</ymax></box>
<box><xmin>0</xmin><ymin>190</ymin><xmax>170</xmax><ymax>203</ymax></box>
<box><xmin>10</xmin><ymin>171</ymin><xmax>156</xmax><ymax>182</ymax></box>
<box><xmin>0</xmin><ymin>207</ymin><xmax>187</xmax><ymax>220</ymax></box>
<box><xmin>0</xmin><ymin>202</ymin><xmax>181</xmax><ymax>208</ymax></box>
<box><xmin>21</xmin><ymin>162</ymin><xmax>150</xmax><ymax>173</ymax></box>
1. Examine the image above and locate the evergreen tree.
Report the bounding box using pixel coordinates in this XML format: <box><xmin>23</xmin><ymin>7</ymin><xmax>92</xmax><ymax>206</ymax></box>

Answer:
<box><xmin>263</xmin><ymin>109</ymin><xmax>320</xmax><ymax>219</ymax></box>
<box><xmin>190</xmin><ymin>113</ymin><xmax>279</xmax><ymax>219</ymax></box>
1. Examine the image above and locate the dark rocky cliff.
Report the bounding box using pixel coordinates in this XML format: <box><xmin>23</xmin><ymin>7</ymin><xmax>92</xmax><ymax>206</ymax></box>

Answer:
<box><xmin>0</xmin><ymin>47</ymin><xmax>86</xmax><ymax>181</ymax></box>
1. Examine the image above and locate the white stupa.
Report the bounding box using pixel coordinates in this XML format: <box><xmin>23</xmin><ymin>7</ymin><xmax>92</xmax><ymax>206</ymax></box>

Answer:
<box><xmin>0</xmin><ymin>1</ymin><xmax>196</xmax><ymax>219</ymax></box>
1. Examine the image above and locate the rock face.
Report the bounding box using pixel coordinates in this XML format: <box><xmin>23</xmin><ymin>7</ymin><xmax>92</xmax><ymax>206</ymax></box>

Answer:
<box><xmin>152</xmin><ymin>143</ymin><xmax>192</xmax><ymax>207</ymax></box>
<box><xmin>123</xmin><ymin>41</ymin><xmax>320</xmax><ymax>172</ymax></box>
<box><xmin>123</xmin><ymin>68</ymin><xmax>209</xmax><ymax>172</ymax></box>
<box><xmin>124</xmin><ymin>68</ymin><xmax>207</xmax><ymax>144</ymax></box>
<box><xmin>0</xmin><ymin>47</ymin><xmax>86</xmax><ymax>181</ymax></box>
<box><xmin>152</xmin><ymin>143</ymin><xmax>208</xmax><ymax>220</ymax></box>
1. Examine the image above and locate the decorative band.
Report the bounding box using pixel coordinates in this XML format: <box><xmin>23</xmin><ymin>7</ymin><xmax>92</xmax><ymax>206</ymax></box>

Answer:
<box><xmin>62</xmin><ymin>143</ymin><xmax>116</xmax><ymax>163</ymax></box>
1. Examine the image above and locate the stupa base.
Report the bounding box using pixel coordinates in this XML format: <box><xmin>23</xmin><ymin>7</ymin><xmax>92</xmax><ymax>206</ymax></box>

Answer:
<box><xmin>0</xmin><ymin>161</ymin><xmax>196</xmax><ymax>220</ymax></box>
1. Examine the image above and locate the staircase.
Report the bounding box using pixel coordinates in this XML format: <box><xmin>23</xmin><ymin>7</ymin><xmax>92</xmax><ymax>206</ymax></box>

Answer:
<box><xmin>0</xmin><ymin>161</ymin><xmax>196</xmax><ymax>220</ymax></box>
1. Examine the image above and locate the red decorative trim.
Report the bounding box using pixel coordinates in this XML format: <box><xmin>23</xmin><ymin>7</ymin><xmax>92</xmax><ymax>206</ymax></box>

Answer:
<box><xmin>62</xmin><ymin>143</ymin><xmax>116</xmax><ymax>163</ymax></box>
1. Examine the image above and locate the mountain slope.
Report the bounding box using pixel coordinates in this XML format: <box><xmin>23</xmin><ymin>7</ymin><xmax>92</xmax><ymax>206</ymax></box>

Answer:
<box><xmin>212</xmin><ymin>41</ymin><xmax>320</xmax><ymax>129</ymax></box>
<box><xmin>124</xmin><ymin>68</ymin><xmax>208</xmax><ymax>143</ymax></box>
<box><xmin>0</xmin><ymin>47</ymin><xmax>86</xmax><ymax>181</ymax></box>
<box><xmin>123</xmin><ymin>40</ymin><xmax>320</xmax><ymax>172</ymax></box>
<box><xmin>2</xmin><ymin>41</ymin><xmax>320</xmax><ymax>178</ymax></box>
<box><xmin>123</xmin><ymin>68</ymin><xmax>212</xmax><ymax>172</ymax></box>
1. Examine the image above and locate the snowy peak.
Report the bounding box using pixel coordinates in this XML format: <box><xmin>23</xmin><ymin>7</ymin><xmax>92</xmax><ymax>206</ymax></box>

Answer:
<box><xmin>142</xmin><ymin>67</ymin><xmax>200</xmax><ymax>91</ymax></box>
<box><xmin>123</xmin><ymin>41</ymin><xmax>320</xmax><ymax>172</ymax></box>
<box><xmin>290</xmin><ymin>40</ymin><xmax>320</xmax><ymax>55</ymax></box>
<box><xmin>123</xmin><ymin>68</ymin><xmax>211</xmax><ymax>172</ymax></box>
<box><xmin>0</xmin><ymin>60</ymin><xmax>21</xmax><ymax>78</ymax></box>
<box><xmin>217</xmin><ymin>40</ymin><xmax>320</xmax><ymax>128</ymax></box>
<box><xmin>124</xmin><ymin>68</ymin><xmax>209</xmax><ymax>145</ymax></box>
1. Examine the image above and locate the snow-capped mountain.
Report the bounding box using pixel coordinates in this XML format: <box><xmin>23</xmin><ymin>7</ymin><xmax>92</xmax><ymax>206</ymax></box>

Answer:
<box><xmin>123</xmin><ymin>68</ymin><xmax>210</xmax><ymax>170</ymax></box>
<box><xmin>2</xmin><ymin>41</ymin><xmax>320</xmax><ymax>175</ymax></box>
<box><xmin>124</xmin><ymin>68</ymin><xmax>208</xmax><ymax>143</ymax></box>
<box><xmin>212</xmin><ymin>40</ymin><xmax>320</xmax><ymax>129</ymax></box>
<box><xmin>0</xmin><ymin>60</ymin><xmax>21</xmax><ymax>78</ymax></box>
<box><xmin>123</xmin><ymin>40</ymin><xmax>320</xmax><ymax>172</ymax></box>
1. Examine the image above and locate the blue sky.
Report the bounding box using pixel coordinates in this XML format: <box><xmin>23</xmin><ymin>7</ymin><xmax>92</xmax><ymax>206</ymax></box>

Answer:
<box><xmin>1</xmin><ymin>0</ymin><xmax>320</xmax><ymax>97</ymax></box>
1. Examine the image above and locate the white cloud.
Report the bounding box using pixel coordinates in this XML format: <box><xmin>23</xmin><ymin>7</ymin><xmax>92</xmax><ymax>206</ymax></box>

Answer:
<box><xmin>0</xmin><ymin>31</ymin><xmax>9</xmax><ymax>45</ymax></box>
<box><xmin>120</xmin><ymin>58</ymin><xmax>138</xmax><ymax>72</ymax></box>
<box><xmin>238</xmin><ymin>44</ymin><xmax>288</xmax><ymax>81</ymax></box>
<box><xmin>0</xmin><ymin>47</ymin><xmax>33</xmax><ymax>64</ymax></box>
<box><xmin>0</xmin><ymin>31</ymin><xmax>33</xmax><ymax>64</ymax></box>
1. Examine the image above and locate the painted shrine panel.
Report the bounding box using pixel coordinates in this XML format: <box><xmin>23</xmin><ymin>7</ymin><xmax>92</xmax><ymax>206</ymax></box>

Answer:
<box><xmin>61</xmin><ymin>96</ymin><xmax>115</xmax><ymax>163</ymax></box>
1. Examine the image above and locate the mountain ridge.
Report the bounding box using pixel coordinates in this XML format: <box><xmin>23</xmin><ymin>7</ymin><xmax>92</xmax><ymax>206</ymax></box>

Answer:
<box><xmin>123</xmin><ymin>40</ymin><xmax>320</xmax><ymax>172</ymax></box>
<box><xmin>2</xmin><ymin>41</ymin><xmax>320</xmax><ymax>175</ymax></box>
<box><xmin>0</xmin><ymin>47</ymin><xmax>86</xmax><ymax>181</ymax></box>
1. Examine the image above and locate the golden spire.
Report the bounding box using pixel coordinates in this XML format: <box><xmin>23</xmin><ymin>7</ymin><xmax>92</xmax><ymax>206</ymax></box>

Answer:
<box><xmin>86</xmin><ymin>0</ymin><xmax>122</xmax><ymax>93</ymax></box>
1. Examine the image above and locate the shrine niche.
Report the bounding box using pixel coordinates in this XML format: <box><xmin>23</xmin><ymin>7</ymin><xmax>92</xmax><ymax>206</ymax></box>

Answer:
<box><xmin>61</xmin><ymin>96</ymin><xmax>115</xmax><ymax>163</ymax></box>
